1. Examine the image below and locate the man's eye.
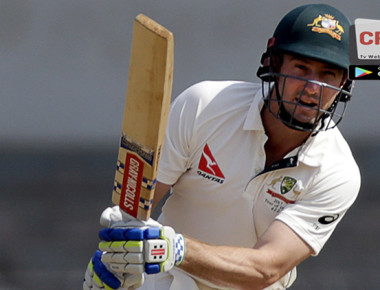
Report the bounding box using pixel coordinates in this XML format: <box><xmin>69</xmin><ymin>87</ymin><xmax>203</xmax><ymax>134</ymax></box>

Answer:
<box><xmin>295</xmin><ymin>64</ymin><xmax>307</xmax><ymax>70</ymax></box>
<box><xmin>324</xmin><ymin>71</ymin><xmax>336</xmax><ymax>77</ymax></box>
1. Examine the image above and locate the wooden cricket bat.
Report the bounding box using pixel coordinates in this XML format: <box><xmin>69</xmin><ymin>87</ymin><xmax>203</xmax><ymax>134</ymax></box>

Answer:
<box><xmin>112</xmin><ymin>14</ymin><xmax>174</xmax><ymax>220</ymax></box>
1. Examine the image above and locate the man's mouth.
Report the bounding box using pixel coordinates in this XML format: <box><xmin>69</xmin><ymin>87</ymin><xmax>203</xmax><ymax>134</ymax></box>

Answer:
<box><xmin>298</xmin><ymin>98</ymin><xmax>318</xmax><ymax>108</ymax></box>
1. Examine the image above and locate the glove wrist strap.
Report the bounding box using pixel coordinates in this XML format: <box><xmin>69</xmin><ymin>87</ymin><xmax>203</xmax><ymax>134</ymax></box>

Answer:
<box><xmin>174</xmin><ymin>234</ymin><xmax>186</xmax><ymax>266</ymax></box>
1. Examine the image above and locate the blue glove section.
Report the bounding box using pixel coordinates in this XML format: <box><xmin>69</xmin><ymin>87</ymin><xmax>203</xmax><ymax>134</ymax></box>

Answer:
<box><xmin>99</xmin><ymin>228</ymin><xmax>146</xmax><ymax>241</ymax></box>
<box><xmin>144</xmin><ymin>227</ymin><xmax>161</xmax><ymax>239</ymax></box>
<box><xmin>145</xmin><ymin>263</ymin><xmax>161</xmax><ymax>274</ymax></box>
<box><xmin>92</xmin><ymin>250</ymin><xmax>121</xmax><ymax>289</ymax></box>
<box><xmin>99</xmin><ymin>227</ymin><xmax>162</xmax><ymax>241</ymax></box>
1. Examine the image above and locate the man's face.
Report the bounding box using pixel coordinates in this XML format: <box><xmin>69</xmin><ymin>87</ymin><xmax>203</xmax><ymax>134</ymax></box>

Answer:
<box><xmin>272</xmin><ymin>54</ymin><xmax>346</xmax><ymax>125</ymax></box>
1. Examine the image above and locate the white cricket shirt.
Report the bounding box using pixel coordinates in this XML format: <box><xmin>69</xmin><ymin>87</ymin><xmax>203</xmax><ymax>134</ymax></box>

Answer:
<box><xmin>156</xmin><ymin>80</ymin><xmax>361</xmax><ymax>288</ymax></box>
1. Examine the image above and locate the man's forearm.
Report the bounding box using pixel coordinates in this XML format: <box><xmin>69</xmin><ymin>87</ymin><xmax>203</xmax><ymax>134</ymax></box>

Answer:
<box><xmin>178</xmin><ymin>236</ymin><xmax>279</xmax><ymax>290</ymax></box>
<box><xmin>177</xmin><ymin>220</ymin><xmax>313</xmax><ymax>289</ymax></box>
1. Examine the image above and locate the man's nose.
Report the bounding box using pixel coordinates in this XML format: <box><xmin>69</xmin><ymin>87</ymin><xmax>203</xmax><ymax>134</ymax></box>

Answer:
<box><xmin>304</xmin><ymin>79</ymin><xmax>321</xmax><ymax>96</ymax></box>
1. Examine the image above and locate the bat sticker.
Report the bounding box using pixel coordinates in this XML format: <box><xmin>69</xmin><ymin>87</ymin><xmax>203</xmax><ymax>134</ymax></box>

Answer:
<box><xmin>120</xmin><ymin>153</ymin><xmax>144</xmax><ymax>217</ymax></box>
<box><xmin>121</xmin><ymin>134</ymin><xmax>154</xmax><ymax>166</ymax></box>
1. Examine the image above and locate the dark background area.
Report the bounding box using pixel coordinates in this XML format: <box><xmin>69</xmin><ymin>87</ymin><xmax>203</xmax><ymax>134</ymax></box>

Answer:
<box><xmin>1</xmin><ymin>1</ymin><xmax>380</xmax><ymax>289</ymax></box>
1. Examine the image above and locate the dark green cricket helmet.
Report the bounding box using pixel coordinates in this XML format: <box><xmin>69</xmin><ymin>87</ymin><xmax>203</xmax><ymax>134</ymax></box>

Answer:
<box><xmin>272</xmin><ymin>3</ymin><xmax>351</xmax><ymax>70</ymax></box>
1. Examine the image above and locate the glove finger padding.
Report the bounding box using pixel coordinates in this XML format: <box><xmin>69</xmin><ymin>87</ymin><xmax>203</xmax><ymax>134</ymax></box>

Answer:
<box><xmin>83</xmin><ymin>250</ymin><xmax>144</xmax><ymax>290</ymax></box>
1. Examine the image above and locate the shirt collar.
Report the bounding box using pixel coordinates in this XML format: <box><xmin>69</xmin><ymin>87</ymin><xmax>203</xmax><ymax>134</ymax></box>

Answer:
<box><xmin>297</xmin><ymin>131</ymin><xmax>330</xmax><ymax>167</ymax></box>
<box><xmin>243</xmin><ymin>86</ymin><xmax>266</xmax><ymax>131</ymax></box>
<box><xmin>282</xmin><ymin>131</ymin><xmax>330</xmax><ymax>167</ymax></box>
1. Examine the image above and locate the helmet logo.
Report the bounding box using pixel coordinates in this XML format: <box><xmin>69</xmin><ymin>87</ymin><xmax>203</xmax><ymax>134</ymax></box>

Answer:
<box><xmin>307</xmin><ymin>14</ymin><xmax>344</xmax><ymax>40</ymax></box>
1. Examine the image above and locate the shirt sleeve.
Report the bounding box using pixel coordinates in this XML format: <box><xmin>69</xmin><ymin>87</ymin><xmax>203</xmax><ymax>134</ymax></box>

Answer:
<box><xmin>275</xmin><ymin>162</ymin><xmax>361</xmax><ymax>256</ymax></box>
<box><xmin>157</xmin><ymin>80</ymin><xmax>248</xmax><ymax>185</ymax></box>
<box><xmin>157</xmin><ymin>83</ymin><xmax>204</xmax><ymax>185</ymax></box>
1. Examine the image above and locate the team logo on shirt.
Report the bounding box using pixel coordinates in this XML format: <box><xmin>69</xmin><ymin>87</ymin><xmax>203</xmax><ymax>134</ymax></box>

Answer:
<box><xmin>265</xmin><ymin>175</ymin><xmax>301</xmax><ymax>214</ymax></box>
<box><xmin>280</xmin><ymin>176</ymin><xmax>297</xmax><ymax>194</ymax></box>
<box><xmin>197</xmin><ymin>144</ymin><xmax>225</xmax><ymax>184</ymax></box>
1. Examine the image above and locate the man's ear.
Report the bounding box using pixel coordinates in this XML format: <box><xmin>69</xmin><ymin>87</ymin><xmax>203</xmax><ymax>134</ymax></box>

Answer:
<box><xmin>271</xmin><ymin>54</ymin><xmax>283</xmax><ymax>73</ymax></box>
<box><xmin>340</xmin><ymin>72</ymin><xmax>348</xmax><ymax>88</ymax></box>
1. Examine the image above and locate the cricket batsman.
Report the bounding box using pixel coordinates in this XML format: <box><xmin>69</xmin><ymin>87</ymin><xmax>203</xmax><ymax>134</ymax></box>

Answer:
<box><xmin>84</xmin><ymin>4</ymin><xmax>360</xmax><ymax>289</ymax></box>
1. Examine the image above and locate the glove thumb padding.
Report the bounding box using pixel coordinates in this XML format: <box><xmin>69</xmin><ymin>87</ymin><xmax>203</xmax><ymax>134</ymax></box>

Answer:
<box><xmin>100</xmin><ymin>206</ymin><xmax>162</xmax><ymax>228</ymax></box>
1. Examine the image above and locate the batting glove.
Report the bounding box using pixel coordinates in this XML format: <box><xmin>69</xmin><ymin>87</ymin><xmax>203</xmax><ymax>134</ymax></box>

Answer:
<box><xmin>83</xmin><ymin>206</ymin><xmax>185</xmax><ymax>290</ymax></box>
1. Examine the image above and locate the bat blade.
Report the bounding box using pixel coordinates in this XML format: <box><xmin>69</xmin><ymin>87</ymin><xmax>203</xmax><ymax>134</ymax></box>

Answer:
<box><xmin>112</xmin><ymin>14</ymin><xmax>174</xmax><ymax>220</ymax></box>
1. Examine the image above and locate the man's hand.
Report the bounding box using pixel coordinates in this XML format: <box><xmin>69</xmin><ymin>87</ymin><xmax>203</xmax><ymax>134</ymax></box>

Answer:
<box><xmin>83</xmin><ymin>206</ymin><xmax>185</xmax><ymax>290</ymax></box>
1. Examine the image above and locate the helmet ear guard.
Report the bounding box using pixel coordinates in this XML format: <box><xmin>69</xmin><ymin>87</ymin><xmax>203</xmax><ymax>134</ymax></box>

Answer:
<box><xmin>340</xmin><ymin>79</ymin><xmax>353</xmax><ymax>102</ymax></box>
<box><xmin>256</xmin><ymin>37</ymin><xmax>276</xmax><ymax>82</ymax></box>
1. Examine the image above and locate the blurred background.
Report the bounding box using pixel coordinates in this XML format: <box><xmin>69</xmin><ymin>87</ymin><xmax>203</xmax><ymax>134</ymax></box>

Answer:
<box><xmin>1</xmin><ymin>0</ymin><xmax>379</xmax><ymax>289</ymax></box>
